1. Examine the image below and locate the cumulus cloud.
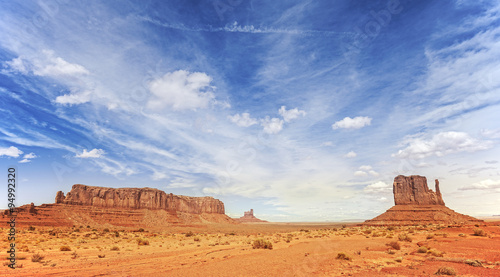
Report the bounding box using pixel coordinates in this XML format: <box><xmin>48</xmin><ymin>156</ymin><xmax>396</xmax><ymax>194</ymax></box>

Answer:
<box><xmin>364</xmin><ymin>181</ymin><xmax>392</xmax><ymax>194</ymax></box>
<box><xmin>460</xmin><ymin>179</ymin><xmax>500</xmax><ymax>191</ymax></box>
<box><xmin>278</xmin><ymin>106</ymin><xmax>306</xmax><ymax>122</ymax></box>
<box><xmin>344</xmin><ymin>151</ymin><xmax>357</xmax><ymax>158</ymax></box>
<box><xmin>228</xmin><ymin>113</ymin><xmax>258</xmax><ymax>127</ymax></box>
<box><xmin>19</xmin><ymin>152</ymin><xmax>37</xmax><ymax>163</ymax></box>
<box><xmin>147</xmin><ymin>70</ymin><xmax>215</xmax><ymax>110</ymax></box>
<box><xmin>5</xmin><ymin>50</ymin><xmax>89</xmax><ymax>78</ymax></box>
<box><xmin>332</xmin><ymin>116</ymin><xmax>372</xmax><ymax>129</ymax></box>
<box><xmin>261</xmin><ymin>117</ymin><xmax>284</xmax><ymax>134</ymax></box>
<box><xmin>0</xmin><ymin>146</ymin><xmax>23</xmax><ymax>158</ymax></box>
<box><xmin>75</xmin><ymin>148</ymin><xmax>105</xmax><ymax>158</ymax></box>
<box><xmin>354</xmin><ymin>165</ymin><xmax>379</xmax><ymax>177</ymax></box>
<box><xmin>393</xmin><ymin>131</ymin><xmax>493</xmax><ymax>159</ymax></box>
<box><xmin>55</xmin><ymin>90</ymin><xmax>92</xmax><ymax>105</ymax></box>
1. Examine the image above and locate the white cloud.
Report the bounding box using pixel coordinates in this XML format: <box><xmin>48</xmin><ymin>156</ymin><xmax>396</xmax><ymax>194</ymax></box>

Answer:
<box><xmin>5</xmin><ymin>50</ymin><xmax>89</xmax><ymax>78</ymax></box>
<box><xmin>147</xmin><ymin>70</ymin><xmax>215</xmax><ymax>110</ymax></box>
<box><xmin>332</xmin><ymin>116</ymin><xmax>372</xmax><ymax>129</ymax></box>
<box><xmin>355</xmin><ymin>165</ymin><xmax>379</xmax><ymax>177</ymax></box>
<box><xmin>364</xmin><ymin>181</ymin><xmax>392</xmax><ymax>194</ymax></box>
<box><xmin>278</xmin><ymin>106</ymin><xmax>306</xmax><ymax>122</ymax></box>
<box><xmin>354</xmin><ymin>170</ymin><xmax>367</xmax><ymax>177</ymax></box>
<box><xmin>393</xmin><ymin>131</ymin><xmax>493</xmax><ymax>159</ymax></box>
<box><xmin>55</xmin><ymin>90</ymin><xmax>92</xmax><ymax>105</ymax></box>
<box><xmin>19</xmin><ymin>152</ymin><xmax>37</xmax><ymax>163</ymax></box>
<box><xmin>460</xmin><ymin>179</ymin><xmax>500</xmax><ymax>191</ymax></box>
<box><xmin>166</xmin><ymin>177</ymin><xmax>197</xmax><ymax>188</ymax></box>
<box><xmin>228</xmin><ymin>113</ymin><xmax>258</xmax><ymax>127</ymax></box>
<box><xmin>0</xmin><ymin>146</ymin><xmax>23</xmax><ymax>158</ymax></box>
<box><xmin>359</xmin><ymin>165</ymin><xmax>372</xmax><ymax>171</ymax></box>
<box><xmin>261</xmin><ymin>117</ymin><xmax>284</xmax><ymax>134</ymax></box>
<box><xmin>344</xmin><ymin>151</ymin><xmax>357</xmax><ymax>158</ymax></box>
<box><xmin>75</xmin><ymin>148</ymin><xmax>105</xmax><ymax>158</ymax></box>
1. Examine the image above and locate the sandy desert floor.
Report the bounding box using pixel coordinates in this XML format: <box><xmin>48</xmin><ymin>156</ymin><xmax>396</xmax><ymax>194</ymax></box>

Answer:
<box><xmin>2</xmin><ymin>222</ymin><xmax>500</xmax><ymax>276</ymax></box>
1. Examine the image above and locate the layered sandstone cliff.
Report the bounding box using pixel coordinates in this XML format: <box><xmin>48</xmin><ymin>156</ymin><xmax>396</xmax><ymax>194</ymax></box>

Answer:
<box><xmin>393</xmin><ymin>175</ymin><xmax>445</xmax><ymax>205</ymax></box>
<box><xmin>55</xmin><ymin>184</ymin><xmax>225</xmax><ymax>214</ymax></box>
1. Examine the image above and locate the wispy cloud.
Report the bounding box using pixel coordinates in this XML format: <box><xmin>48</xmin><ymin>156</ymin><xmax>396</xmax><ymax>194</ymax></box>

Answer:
<box><xmin>75</xmin><ymin>149</ymin><xmax>105</xmax><ymax>158</ymax></box>
<box><xmin>332</xmin><ymin>116</ymin><xmax>372</xmax><ymax>130</ymax></box>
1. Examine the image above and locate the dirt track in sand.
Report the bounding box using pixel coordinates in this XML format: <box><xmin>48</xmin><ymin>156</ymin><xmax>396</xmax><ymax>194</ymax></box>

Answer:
<box><xmin>2</xmin><ymin>222</ymin><xmax>500</xmax><ymax>276</ymax></box>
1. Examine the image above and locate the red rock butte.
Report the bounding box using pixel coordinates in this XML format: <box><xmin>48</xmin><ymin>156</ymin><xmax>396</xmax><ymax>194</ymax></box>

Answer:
<box><xmin>364</xmin><ymin>175</ymin><xmax>483</xmax><ymax>226</ymax></box>
<box><xmin>234</xmin><ymin>209</ymin><xmax>267</xmax><ymax>223</ymax></box>
<box><xmin>2</xmin><ymin>184</ymin><xmax>234</xmax><ymax>228</ymax></box>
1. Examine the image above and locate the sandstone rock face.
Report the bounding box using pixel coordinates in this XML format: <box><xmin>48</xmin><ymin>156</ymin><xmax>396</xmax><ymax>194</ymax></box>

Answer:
<box><xmin>364</xmin><ymin>175</ymin><xmax>482</xmax><ymax>226</ymax></box>
<box><xmin>55</xmin><ymin>191</ymin><xmax>65</xmax><ymax>204</ymax></box>
<box><xmin>393</xmin><ymin>175</ymin><xmax>445</xmax><ymax>205</ymax></box>
<box><xmin>57</xmin><ymin>184</ymin><xmax>225</xmax><ymax>214</ymax></box>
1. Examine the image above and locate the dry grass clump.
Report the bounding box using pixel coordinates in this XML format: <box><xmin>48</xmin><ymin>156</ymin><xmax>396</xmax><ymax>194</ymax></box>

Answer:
<box><xmin>426</xmin><ymin>234</ymin><xmax>435</xmax><ymax>240</ymax></box>
<box><xmin>427</xmin><ymin>249</ymin><xmax>444</xmax><ymax>257</ymax></box>
<box><xmin>31</xmin><ymin>253</ymin><xmax>44</xmax><ymax>262</ymax></box>
<box><xmin>398</xmin><ymin>233</ymin><xmax>412</xmax><ymax>242</ymax></box>
<box><xmin>137</xmin><ymin>238</ymin><xmax>150</xmax><ymax>246</ymax></box>
<box><xmin>473</xmin><ymin>228</ymin><xmax>486</xmax><ymax>237</ymax></box>
<box><xmin>386</xmin><ymin>241</ymin><xmax>401</xmax><ymax>250</ymax></box>
<box><xmin>417</xmin><ymin>246</ymin><xmax>428</xmax><ymax>253</ymax></box>
<box><xmin>185</xmin><ymin>231</ymin><xmax>195</xmax><ymax>237</ymax></box>
<box><xmin>336</xmin><ymin>252</ymin><xmax>351</xmax><ymax>261</ymax></box>
<box><xmin>252</xmin><ymin>239</ymin><xmax>273</xmax><ymax>250</ymax></box>
<box><xmin>435</xmin><ymin>266</ymin><xmax>456</xmax><ymax>275</ymax></box>
<box><xmin>60</xmin><ymin>245</ymin><xmax>71</xmax><ymax>251</ymax></box>
<box><xmin>464</xmin><ymin>259</ymin><xmax>483</xmax><ymax>267</ymax></box>
<box><xmin>110</xmin><ymin>246</ymin><xmax>120</xmax><ymax>251</ymax></box>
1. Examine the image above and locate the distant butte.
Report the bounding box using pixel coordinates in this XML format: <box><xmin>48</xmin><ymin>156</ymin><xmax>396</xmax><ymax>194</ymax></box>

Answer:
<box><xmin>364</xmin><ymin>175</ymin><xmax>483</xmax><ymax>226</ymax></box>
<box><xmin>234</xmin><ymin>209</ymin><xmax>267</xmax><ymax>223</ymax></box>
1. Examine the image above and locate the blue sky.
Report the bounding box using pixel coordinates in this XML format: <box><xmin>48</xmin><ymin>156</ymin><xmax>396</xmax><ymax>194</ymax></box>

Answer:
<box><xmin>1</xmin><ymin>0</ymin><xmax>500</xmax><ymax>221</ymax></box>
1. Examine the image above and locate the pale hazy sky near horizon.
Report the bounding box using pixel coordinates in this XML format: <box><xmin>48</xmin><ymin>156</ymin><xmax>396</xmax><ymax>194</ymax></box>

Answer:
<box><xmin>1</xmin><ymin>0</ymin><xmax>499</xmax><ymax>221</ymax></box>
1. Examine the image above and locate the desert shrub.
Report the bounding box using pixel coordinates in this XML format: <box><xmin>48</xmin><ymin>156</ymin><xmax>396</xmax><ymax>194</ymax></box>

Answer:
<box><xmin>387</xmin><ymin>249</ymin><xmax>396</xmax><ymax>255</ymax></box>
<box><xmin>74</xmin><ymin>228</ymin><xmax>80</xmax><ymax>232</ymax></box>
<box><xmin>458</xmin><ymin>233</ymin><xmax>466</xmax><ymax>237</ymax></box>
<box><xmin>193</xmin><ymin>237</ymin><xmax>200</xmax><ymax>242</ymax></box>
<box><xmin>71</xmin><ymin>252</ymin><xmax>78</xmax><ymax>259</ymax></box>
<box><xmin>103</xmin><ymin>228</ymin><xmax>110</xmax><ymax>233</ymax></box>
<box><xmin>435</xmin><ymin>266</ymin><xmax>456</xmax><ymax>275</ymax></box>
<box><xmin>98</xmin><ymin>254</ymin><xmax>105</xmax><ymax>258</ymax></box>
<box><xmin>28</xmin><ymin>226</ymin><xmax>36</xmax><ymax>231</ymax></box>
<box><xmin>387</xmin><ymin>241</ymin><xmax>401</xmax><ymax>250</ymax></box>
<box><xmin>137</xmin><ymin>228</ymin><xmax>145</xmax><ymax>232</ymax></box>
<box><xmin>31</xmin><ymin>253</ymin><xmax>44</xmax><ymax>262</ymax></box>
<box><xmin>387</xmin><ymin>226</ymin><xmax>396</xmax><ymax>231</ymax></box>
<box><xmin>428</xmin><ymin>249</ymin><xmax>444</xmax><ymax>257</ymax></box>
<box><xmin>300</xmin><ymin>229</ymin><xmax>310</xmax><ymax>232</ymax></box>
<box><xmin>185</xmin><ymin>231</ymin><xmax>194</xmax><ymax>237</ymax></box>
<box><xmin>136</xmin><ymin>238</ymin><xmax>150</xmax><ymax>246</ymax></box>
<box><xmin>252</xmin><ymin>239</ymin><xmax>273</xmax><ymax>250</ymax></box>
<box><xmin>110</xmin><ymin>246</ymin><xmax>120</xmax><ymax>251</ymax></box>
<box><xmin>473</xmin><ymin>229</ymin><xmax>486</xmax><ymax>237</ymax></box>
<box><xmin>227</xmin><ymin>232</ymin><xmax>236</xmax><ymax>236</ymax></box>
<box><xmin>417</xmin><ymin>246</ymin><xmax>428</xmax><ymax>253</ymax></box>
<box><xmin>398</xmin><ymin>233</ymin><xmax>412</xmax><ymax>242</ymax></box>
<box><xmin>114</xmin><ymin>231</ymin><xmax>120</xmax><ymax>237</ymax></box>
<box><xmin>395</xmin><ymin>257</ymin><xmax>403</xmax><ymax>263</ymax></box>
<box><xmin>426</xmin><ymin>234</ymin><xmax>434</xmax><ymax>239</ymax></box>
<box><xmin>59</xmin><ymin>246</ymin><xmax>71</xmax><ymax>251</ymax></box>
<box><xmin>363</xmin><ymin>229</ymin><xmax>372</xmax><ymax>235</ymax></box>
<box><xmin>336</xmin><ymin>252</ymin><xmax>351</xmax><ymax>261</ymax></box>
<box><xmin>464</xmin><ymin>259</ymin><xmax>483</xmax><ymax>267</ymax></box>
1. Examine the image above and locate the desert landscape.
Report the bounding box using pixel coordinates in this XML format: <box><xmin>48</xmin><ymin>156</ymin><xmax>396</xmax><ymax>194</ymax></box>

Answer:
<box><xmin>2</xmin><ymin>175</ymin><xmax>500</xmax><ymax>276</ymax></box>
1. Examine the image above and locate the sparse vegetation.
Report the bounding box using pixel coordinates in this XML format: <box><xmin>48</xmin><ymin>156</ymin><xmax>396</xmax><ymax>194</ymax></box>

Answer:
<box><xmin>111</xmin><ymin>246</ymin><xmax>120</xmax><ymax>251</ymax></box>
<box><xmin>60</xmin><ymin>245</ymin><xmax>71</xmax><ymax>251</ymax></box>
<box><xmin>185</xmin><ymin>231</ymin><xmax>195</xmax><ymax>237</ymax></box>
<box><xmin>417</xmin><ymin>246</ymin><xmax>428</xmax><ymax>253</ymax></box>
<box><xmin>252</xmin><ymin>239</ymin><xmax>273</xmax><ymax>250</ymax></box>
<box><xmin>28</xmin><ymin>226</ymin><xmax>36</xmax><ymax>231</ymax></box>
<box><xmin>435</xmin><ymin>266</ymin><xmax>456</xmax><ymax>275</ymax></box>
<box><xmin>387</xmin><ymin>241</ymin><xmax>401</xmax><ymax>250</ymax></box>
<box><xmin>336</xmin><ymin>252</ymin><xmax>351</xmax><ymax>260</ymax></box>
<box><xmin>398</xmin><ymin>233</ymin><xmax>412</xmax><ymax>242</ymax></box>
<box><xmin>137</xmin><ymin>238</ymin><xmax>150</xmax><ymax>246</ymax></box>
<box><xmin>98</xmin><ymin>254</ymin><xmax>106</xmax><ymax>258</ymax></box>
<box><xmin>473</xmin><ymin>228</ymin><xmax>486</xmax><ymax>237</ymax></box>
<box><xmin>428</xmin><ymin>249</ymin><xmax>444</xmax><ymax>257</ymax></box>
<box><xmin>31</xmin><ymin>253</ymin><xmax>44</xmax><ymax>262</ymax></box>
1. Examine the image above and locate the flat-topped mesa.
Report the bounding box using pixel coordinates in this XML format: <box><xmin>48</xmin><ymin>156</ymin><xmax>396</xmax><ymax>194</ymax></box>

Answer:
<box><xmin>55</xmin><ymin>184</ymin><xmax>225</xmax><ymax>214</ymax></box>
<box><xmin>393</xmin><ymin>175</ymin><xmax>445</xmax><ymax>205</ymax></box>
